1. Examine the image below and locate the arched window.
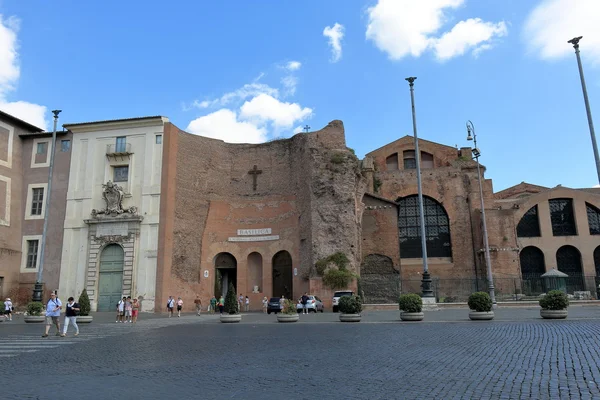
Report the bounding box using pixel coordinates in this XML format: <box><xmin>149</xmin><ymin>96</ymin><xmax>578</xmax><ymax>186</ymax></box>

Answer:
<box><xmin>586</xmin><ymin>203</ymin><xmax>600</xmax><ymax>235</ymax></box>
<box><xmin>403</xmin><ymin>151</ymin><xmax>416</xmax><ymax>169</ymax></box>
<box><xmin>556</xmin><ymin>245</ymin><xmax>584</xmax><ymax>293</ymax></box>
<box><xmin>519</xmin><ymin>246</ymin><xmax>545</xmax><ymax>278</ymax></box>
<box><xmin>549</xmin><ymin>198</ymin><xmax>577</xmax><ymax>236</ymax></box>
<box><xmin>517</xmin><ymin>205</ymin><xmax>541</xmax><ymax>237</ymax></box>
<box><xmin>398</xmin><ymin>195</ymin><xmax>451</xmax><ymax>258</ymax></box>
<box><xmin>386</xmin><ymin>153</ymin><xmax>399</xmax><ymax>171</ymax></box>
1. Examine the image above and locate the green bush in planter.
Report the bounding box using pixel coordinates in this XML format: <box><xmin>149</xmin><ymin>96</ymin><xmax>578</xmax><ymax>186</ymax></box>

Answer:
<box><xmin>539</xmin><ymin>290</ymin><xmax>569</xmax><ymax>310</ymax></box>
<box><xmin>338</xmin><ymin>295</ymin><xmax>362</xmax><ymax>314</ymax></box>
<box><xmin>224</xmin><ymin>282</ymin><xmax>239</xmax><ymax>315</ymax></box>
<box><xmin>78</xmin><ymin>289</ymin><xmax>91</xmax><ymax>316</ymax></box>
<box><xmin>0</xmin><ymin>301</ymin><xmax>4</xmax><ymax>314</ymax></box>
<box><xmin>282</xmin><ymin>299</ymin><xmax>297</xmax><ymax>315</ymax></box>
<box><xmin>398</xmin><ymin>293</ymin><xmax>422</xmax><ymax>313</ymax></box>
<box><xmin>468</xmin><ymin>292</ymin><xmax>492</xmax><ymax>312</ymax></box>
<box><xmin>27</xmin><ymin>301</ymin><xmax>44</xmax><ymax>316</ymax></box>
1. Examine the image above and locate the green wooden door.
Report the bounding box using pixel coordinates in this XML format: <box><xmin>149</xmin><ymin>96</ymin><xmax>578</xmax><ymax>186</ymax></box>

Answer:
<box><xmin>97</xmin><ymin>244</ymin><xmax>124</xmax><ymax>311</ymax></box>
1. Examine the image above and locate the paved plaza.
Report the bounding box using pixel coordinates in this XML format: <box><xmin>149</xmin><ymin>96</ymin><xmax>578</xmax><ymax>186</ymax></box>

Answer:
<box><xmin>1</xmin><ymin>307</ymin><xmax>600</xmax><ymax>399</ymax></box>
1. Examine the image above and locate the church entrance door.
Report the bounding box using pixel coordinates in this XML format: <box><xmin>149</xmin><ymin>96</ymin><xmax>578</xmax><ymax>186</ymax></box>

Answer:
<box><xmin>214</xmin><ymin>253</ymin><xmax>237</xmax><ymax>299</ymax></box>
<box><xmin>97</xmin><ymin>244</ymin><xmax>124</xmax><ymax>311</ymax></box>
<box><xmin>272</xmin><ymin>251</ymin><xmax>293</xmax><ymax>300</ymax></box>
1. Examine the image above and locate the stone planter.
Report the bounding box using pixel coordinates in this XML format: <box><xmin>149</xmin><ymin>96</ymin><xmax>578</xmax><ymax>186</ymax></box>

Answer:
<box><xmin>277</xmin><ymin>313</ymin><xmax>299</xmax><ymax>323</ymax></box>
<box><xmin>540</xmin><ymin>309</ymin><xmax>568</xmax><ymax>319</ymax></box>
<box><xmin>400</xmin><ymin>312</ymin><xmax>424</xmax><ymax>321</ymax></box>
<box><xmin>339</xmin><ymin>313</ymin><xmax>361</xmax><ymax>322</ymax></box>
<box><xmin>469</xmin><ymin>311</ymin><xmax>494</xmax><ymax>321</ymax></box>
<box><xmin>24</xmin><ymin>316</ymin><xmax>45</xmax><ymax>323</ymax></box>
<box><xmin>76</xmin><ymin>316</ymin><xmax>93</xmax><ymax>324</ymax></box>
<box><xmin>220</xmin><ymin>314</ymin><xmax>242</xmax><ymax>323</ymax></box>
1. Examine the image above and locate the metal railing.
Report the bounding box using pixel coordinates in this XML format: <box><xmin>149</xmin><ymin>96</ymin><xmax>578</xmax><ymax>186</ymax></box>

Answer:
<box><xmin>106</xmin><ymin>143</ymin><xmax>132</xmax><ymax>155</ymax></box>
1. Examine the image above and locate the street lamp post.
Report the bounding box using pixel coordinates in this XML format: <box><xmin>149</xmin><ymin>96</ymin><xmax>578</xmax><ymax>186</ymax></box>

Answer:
<box><xmin>568</xmin><ymin>36</ymin><xmax>600</xmax><ymax>185</ymax></box>
<box><xmin>466</xmin><ymin>120</ymin><xmax>496</xmax><ymax>306</ymax></box>
<box><xmin>405</xmin><ymin>77</ymin><xmax>434</xmax><ymax>298</ymax></box>
<box><xmin>32</xmin><ymin>110</ymin><xmax>61</xmax><ymax>302</ymax></box>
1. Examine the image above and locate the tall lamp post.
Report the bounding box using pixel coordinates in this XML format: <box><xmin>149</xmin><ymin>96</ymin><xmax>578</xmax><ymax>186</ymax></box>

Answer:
<box><xmin>405</xmin><ymin>77</ymin><xmax>434</xmax><ymax>299</ymax></box>
<box><xmin>568</xmin><ymin>36</ymin><xmax>600</xmax><ymax>185</ymax></box>
<box><xmin>466</xmin><ymin>120</ymin><xmax>496</xmax><ymax>305</ymax></box>
<box><xmin>32</xmin><ymin>110</ymin><xmax>61</xmax><ymax>302</ymax></box>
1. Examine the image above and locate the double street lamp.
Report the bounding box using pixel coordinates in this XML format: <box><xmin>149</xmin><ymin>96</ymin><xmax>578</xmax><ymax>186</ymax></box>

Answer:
<box><xmin>466</xmin><ymin>121</ymin><xmax>496</xmax><ymax>305</ymax></box>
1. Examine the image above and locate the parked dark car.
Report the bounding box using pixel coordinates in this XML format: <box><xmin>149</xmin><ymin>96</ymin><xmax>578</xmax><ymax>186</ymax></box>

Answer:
<box><xmin>267</xmin><ymin>297</ymin><xmax>283</xmax><ymax>314</ymax></box>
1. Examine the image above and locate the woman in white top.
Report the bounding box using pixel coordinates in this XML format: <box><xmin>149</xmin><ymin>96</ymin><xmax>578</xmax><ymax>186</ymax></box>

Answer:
<box><xmin>4</xmin><ymin>298</ymin><xmax>13</xmax><ymax>321</ymax></box>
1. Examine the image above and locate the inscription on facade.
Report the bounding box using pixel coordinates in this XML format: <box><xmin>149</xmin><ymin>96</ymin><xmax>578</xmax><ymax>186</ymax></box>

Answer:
<box><xmin>237</xmin><ymin>228</ymin><xmax>272</xmax><ymax>236</ymax></box>
<box><xmin>228</xmin><ymin>235</ymin><xmax>280</xmax><ymax>242</ymax></box>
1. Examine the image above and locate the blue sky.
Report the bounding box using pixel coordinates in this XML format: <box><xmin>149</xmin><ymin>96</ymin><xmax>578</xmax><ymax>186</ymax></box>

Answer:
<box><xmin>1</xmin><ymin>0</ymin><xmax>599</xmax><ymax>191</ymax></box>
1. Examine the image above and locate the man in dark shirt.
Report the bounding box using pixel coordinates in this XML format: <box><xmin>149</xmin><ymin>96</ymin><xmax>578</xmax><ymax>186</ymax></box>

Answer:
<box><xmin>61</xmin><ymin>297</ymin><xmax>80</xmax><ymax>337</ymax></box>
<box><xmin>301</xmin><ymin>293</ymin><xmax>309</xmax><ymax>314</ymax></box>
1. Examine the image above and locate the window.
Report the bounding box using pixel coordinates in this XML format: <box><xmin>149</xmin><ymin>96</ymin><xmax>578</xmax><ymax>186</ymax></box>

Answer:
<box><xmin>26</xmin><ymin>240</ymin><xmax>39</xmax><ymax>269</ymax></box>
<box><xmin>156</xmin><ymin>135</ymin><xmax>162</xmax><ymax>144</ymax></box>
<box><xmin>594</xmin><ymin>246</ymin><xmax>600</xmax><ymax>277</ymax></box>
<box><xmin>398</xmin><ymin>195</ymin><xmax>452</xmax><ymax>258</ymax></box>
<box><xmin>556</xmin><ymin>245</ymin><xmax>584</xmax><ymax>293</ymax></box>
<box><xmin>586</xmin><ymin>203</ymin><xmax>600</xmax><ymax>235</ymax></box>
<box><xmin>386</xmin><ymin>153</ymin><xmax>398</xmax><ymax>170</ymax></box>
<box><xmin>517</xmin><ymin>205</ymin><xmax>541</xmax><ymax>237</ymax></box>
<box><xmin>113</xmin><ymin>166</ymin><xmax>129</xmax><ymax>182</ymax></box>
<box><xmin>519</xmin><ymin>246</ymin><xmax>545</xmax><ymax>277</ymax></box>
<box><xmin>115</xmin><ymin>137</ymin><xmax>126</xmax><ymax>153</ymax></box>
<box><xmin>403</xmin><ymin>151</ymin><xmax>416</xmax><ymax>169</ymax></box>
<box><xmin>36</xmin><ymin>142</ymin><xmax>47</xmax><ymax>155</ymax></box>
<box><xmin>421</xmin><ymin>152</ymin><xmax>434</xmax><ymax>169</ymax></box>
<box><xmin>61</xmin><ymin>140</ymin><xmax>71</xmax><ymax>152</ymax></box>
<box><xmin>549</xmin><ymin>198</ymin><xmax>577</xmax><ymax>236</ymax></box>
<box><xmin>30</xmin><ymin>188</ymin><xmax>44</xmax><ymax>216</ymax></box>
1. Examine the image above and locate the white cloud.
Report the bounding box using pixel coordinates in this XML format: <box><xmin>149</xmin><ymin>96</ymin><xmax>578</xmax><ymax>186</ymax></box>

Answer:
<box><xmin>240</xmin><ymin>93</ymin><xmax>312</xmax><ymax>129</ymax></box>
<box><xmin>523</xmin><ymin>0</ymin><xmax>600</xmax><ymax>64</ymax></box>
<box><xmin>186</xmin><ymin>109</ymin><xmax>267</xmax><ymax>144</ymax></box>
<box><xmin>285</xmin><ymin>61</ymin><xmax>302</xmax><ymax>71</ymax></box>
<box><xmin>432</xmin><ymin>18</ymin><xmax>507</xmax><ymax>61</ymax></box>
<box><xmin>281</xmin><ymin>75</ymin><xmax>298</xmax><ymax>96</ymax></box>
<box><xmin>323</xmin><ymin>23</ymin><xmax>345</xmax><ymax>62</ymax></box>
<box><xmin>365</xmin><ymin>0</ymin><xmax>507</xmax><ymax>61</ymax></box>
<box><xmin>190</xmin><ymin>82</ymin><xmax>279</xmax><ymax>111</ymax></box>
<box><xmin>293</xmin><ymin>125</ymin><xmax>304</xmax><ymax>134</ymax></box>
<box><xmin>0</xmin><ymin>15</ymin><xmax>47</xmax><ymax>130</ymax></box>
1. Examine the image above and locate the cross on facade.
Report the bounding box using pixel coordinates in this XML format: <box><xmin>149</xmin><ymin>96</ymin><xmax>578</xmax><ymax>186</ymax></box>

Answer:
<box><xmin>248</xmin><ymin>165</ymin><xmax>262</xmax><ymax>191</ymax></box>
<box><xmin>303</xmin><ymin>125</ymin><xmax>310</xmax><ymax>133</ymax></box>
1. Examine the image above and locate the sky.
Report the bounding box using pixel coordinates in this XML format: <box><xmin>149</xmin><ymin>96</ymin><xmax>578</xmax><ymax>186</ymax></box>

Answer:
<box><xmin>1</xmin><ymin>0</ymin><xmax>599</xmax><ymax>191</ymax></box>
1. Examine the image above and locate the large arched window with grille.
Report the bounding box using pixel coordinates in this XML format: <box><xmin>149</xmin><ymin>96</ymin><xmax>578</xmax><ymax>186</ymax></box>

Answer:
<box><xmin>587</xmin><ymin>203</ymin><xmax>600</xmax><ymax>235</ymax></box>
<box><xmin>398</xmin><ymin>195</ymin><xmax>452</xmax><ymax>258</ymax></box>
<box><xmin>549</xmin><ymin>198</ymin><xmax>577</xmax><ymax>236</ymax></box>
<box><xmin>519</xmin><ymin>246</ymin><xmax>545</xmax><ymax>278</ymax></box>
<box><xmin>516</xmin><ymin>205</ymin><xmax>541</xmax><ymax>237</ymax></box>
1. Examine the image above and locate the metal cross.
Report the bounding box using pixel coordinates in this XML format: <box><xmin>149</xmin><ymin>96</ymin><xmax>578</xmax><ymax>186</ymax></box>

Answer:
<box><xmin>248</xmin><ymin>165</ymin><xmax>262</xmax><ymax>191</ymax></box>
<box><xmin>303</xmin><ymin>125</ymin><xmax>310</xmax><ymax>133</ymax></box>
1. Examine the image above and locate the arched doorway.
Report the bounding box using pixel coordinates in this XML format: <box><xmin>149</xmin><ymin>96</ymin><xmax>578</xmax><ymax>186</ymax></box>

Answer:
<box><xmin>556</xmin><ymin>245</ymin><xmax>584</xmax><ymax>293</ymax></box>
<box><xmin>272</xmin><ymin>251</ymin><xmax>293</xmax><ymax>300</ymax></box>
<box><xmin>97</xmin><ymin>244</ymin><xmax>124</xmax><ymax>311</ymax></box>
<box><xmin>519</xmin><ymin>246</ymin><xmax>545</xmax><ymax>295</ymax></box>
<box><xmin>594</xmin><ymin>246</ymin><xmax>600</xmax><ymax>299</ymax></box>
<box><xmin>360</xmin><ymin>254</ymin><xmax>399</xmax><ymax>304</ymax></box>
<box><xmin>214</xmin><ymin>253</ymin><xmax>237</xmax><ymax>298</ymax></box>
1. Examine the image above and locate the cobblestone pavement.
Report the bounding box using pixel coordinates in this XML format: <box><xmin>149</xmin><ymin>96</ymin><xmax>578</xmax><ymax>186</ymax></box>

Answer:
<box><xmin>2</xmin><ymin>311</ymin><xmax>600</xmax><ymax>400</ymax></box>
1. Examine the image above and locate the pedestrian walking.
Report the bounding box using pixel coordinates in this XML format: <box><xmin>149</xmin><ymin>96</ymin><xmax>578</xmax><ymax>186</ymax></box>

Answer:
<box><xmin>210</xmin><ymin>296</ymin><xmax>217</xmax><ymax>314</ymax></box>
<box><xmin>238</xmin><ymin>294</ymin><xmax>244</xmax><ymax>312</ymax></box>
<box><xmin>176</xmin><ymin>297</ymin><xmax>183</xmax><ymax>317</ymax></box>
<box><xmin>116</xmin><ymin>297</ymin><xmax>126</xmax><ymax>323</ymax></box>
<box><xmin>124</xmin><ymin>296</ymin><xmax>133</xmax><ymax>323</ymax></box>
<box><xmin>218</xmin><ymin>295</ymin><xmax>224</xmax><ymax>314</ymax></box>
<box><xmin>167</xmin><ymin>296</ymin><xmax>175</xmax><ymax>317</ymax></box>
<box><xmin>42</xmin><ymin>292</ymin><xmax>62</xmax><ymax>337</ymax></box>
<box><xmin>132</xmin><ymin>298</ymin><xmax>140</xmax><ymax>323</ymax></box>
<box><xmin>61</xmin><ymin>297</ymin><xmax>80</xmax><ymax>337</ymax></box>
<box><xmin>262</xmin><ymin>296</ymin><xmax>268</xmax><ymax>314</ymax></box>
<box><xmin>279</xmin><ymin>295</ymin><xmax>285</xmax><ymax>311</ymax></box>
<box><xmin>194</xmin><ymin>295</ymin><xmax>202</xmax><ymax>316</ymax></box>
<box><xmin>4</xmin><ymin>297</ymin><xmax>13</xmax><ymax>321</ymax></box>
<box><xmin>301</xmin><ymin>293</ymin><xmax>309</xmax><ymax>314</ymax></box>
<box><xmin>245</xmin><ymin>296</ymin><xmax>250</xmax><ymax>312</ymax></box>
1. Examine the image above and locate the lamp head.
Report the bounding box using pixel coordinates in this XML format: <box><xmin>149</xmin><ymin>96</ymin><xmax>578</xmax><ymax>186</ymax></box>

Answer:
<box><xmin>466</xmin><ymin>120</ymin><xmax>474</xmax><ymax>141</ymax></box>
<box><xmin>472</xmin><ymin>147</ymin><xmax>481</xmax><ymax>158</ymax></box>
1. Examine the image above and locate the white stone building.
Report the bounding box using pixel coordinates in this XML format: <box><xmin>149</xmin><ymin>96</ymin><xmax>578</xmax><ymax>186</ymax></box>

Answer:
<box><xmin>59</xmin><ymin>116</ymin><xmax>166</xmax><ymax>311</ymax></box>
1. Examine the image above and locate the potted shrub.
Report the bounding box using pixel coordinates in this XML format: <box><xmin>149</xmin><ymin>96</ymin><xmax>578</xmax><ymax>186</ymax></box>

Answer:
<box><xmin>0</xmin><ymin>300</ymin><xmax>4</xmax><ymax>322</ymax></box>
<box><xmin>77</xmin><ymin>289</ymin><xmax>93</xmax><ymax>323</ymax></box>
<box><xmin>468</xmin><ymin>292</ymin><xmax>494</xmax><ymax>320</ymax></box>
<box><xmin>24</xmin><ymin>301</ymin><xmax>45</xmax><ymax>323</ymax></box>
<box><xmin>220</xmin><ymin>282</ymin><xmax>242</xmax><ymax>323</ymax></box>
<box><xmin>338</xmin><ymin>295</ymin><xmax>362</xmax><ymax>322</ymax></box>
<box><xmin>399</xmin><ymin>293</ymin><xmax>423</xmax><ymax>321</ymax></box>
<box><xmin>539</xmin><ymin>290</ymin><xmax>569</xmax><ymax>319</ymax></box>
<box><xmin>277</xmin><ymin>299</ymin><xmax>300</xmax><ymax>323</ymax></box>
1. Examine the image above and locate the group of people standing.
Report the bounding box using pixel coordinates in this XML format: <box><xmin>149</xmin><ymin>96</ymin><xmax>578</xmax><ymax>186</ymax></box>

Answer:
<box><xmin>116</xmin><ymin>296</ymin><xmax>140</xmax><ymax>323</ymax></box>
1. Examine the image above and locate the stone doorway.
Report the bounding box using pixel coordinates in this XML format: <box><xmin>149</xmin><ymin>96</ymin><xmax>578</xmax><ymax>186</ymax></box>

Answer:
<box><xmin>214</xmin><ymin>252</ymin><xmax>237</xmax><ymax>298</ymax></box>
<box><xmin>272</xmin><ymin>251</ymin><xmax>293</xmax><ymax>300</ymax></box>
<box><xmin>97</xmin><ymin>244</ymin><xmax>124</xmax><ymax>311</ymax></box>
<box><xmin>360</xmin><ymin>254</ymin><xmax>399</xmax><ymax>304</ymax></box>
